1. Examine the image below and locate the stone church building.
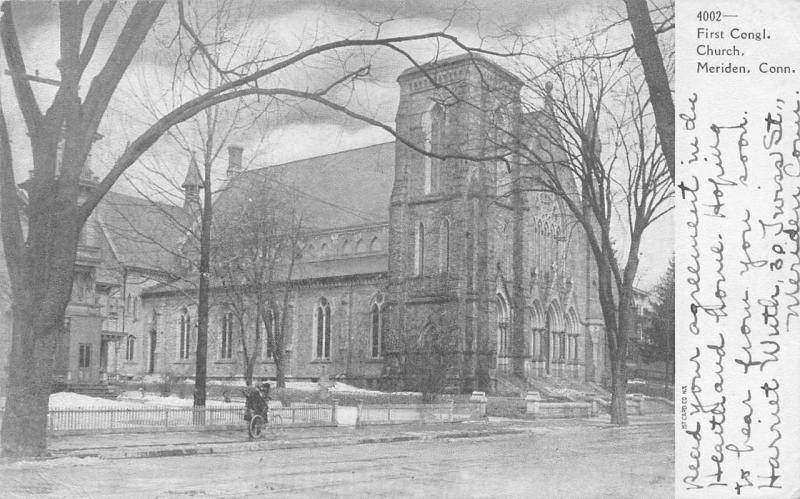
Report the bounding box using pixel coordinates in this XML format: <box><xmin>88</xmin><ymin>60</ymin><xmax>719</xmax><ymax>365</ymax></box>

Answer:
<box><xmin>0</xmin><ymin>54</ymin><xmax>606</xmax><ymax>395</ymax></box>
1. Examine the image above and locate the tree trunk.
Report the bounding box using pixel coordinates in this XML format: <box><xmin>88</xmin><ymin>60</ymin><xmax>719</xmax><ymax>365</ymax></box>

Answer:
<box><xmin>244</xmin><ymin>354</ymin><xmax>255</xmax><ymax>387</ymax></box>
<box><xmin>275</xmin><ymin>352</ymin><xmax>286</xmax><ymax>389</ymax></box>
<box><xmin>1</xmin><ymin>310</ymin><xmax>59</xmax><ymax>457</ymax></box>
<box><xmin>609</xmin><ymin>354</ymin><xmax>629</xmax><ymax>425</ymax></box>
<box><xmin>623</xmin><ymin>0</ymin><xmax>675</xmax><ymax>180</ymax></box>
<box><xmin>193</xmin><ymin>159</ymin><xmax>213</xmax><ymax>411</ymax></box>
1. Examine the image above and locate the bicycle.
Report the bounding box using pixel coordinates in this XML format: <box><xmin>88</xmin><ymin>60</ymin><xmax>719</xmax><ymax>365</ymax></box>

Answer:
<box><xmin>242</xmin><ymin>387</ymin><xmax>283</xmax><ymax>439</ymax></box>
<box><xmin>247</xmin><ymin>411</ymin><xmax>283</xmax><ymax>439</ymax></box>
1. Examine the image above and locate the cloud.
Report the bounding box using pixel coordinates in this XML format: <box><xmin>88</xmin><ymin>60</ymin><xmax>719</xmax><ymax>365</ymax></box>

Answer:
<box><xmin>1</xmin><ymin>0</ymin><xmax>672</xmax><ymax>282</ymax></box>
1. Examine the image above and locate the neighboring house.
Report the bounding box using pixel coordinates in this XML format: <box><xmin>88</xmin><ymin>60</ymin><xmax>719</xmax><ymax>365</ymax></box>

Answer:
<box><xmin>0</xmin><ymin>165</ymin><xmax>185</xmax><ymax>390</ymax></box>
<box><xmin>1</xmin><ymin>54</ymin><xmax>607</xmax><ymax>394</ymax></box>
<box><xmin>626</xmin><ymin>287</ymin><xmax>659</xmax><ymax>376</ymax></box>
<box><xmin>53</xmin><ymin>175</ymin><xmax>186</xmax><ymax>387</ymax></box>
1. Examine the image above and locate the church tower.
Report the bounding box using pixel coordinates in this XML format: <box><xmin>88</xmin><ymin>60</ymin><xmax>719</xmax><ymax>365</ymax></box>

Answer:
<box><xmin>384</xmin><ymin>54</ymin><xmax>523</xmax><ymax>392</ymax></box>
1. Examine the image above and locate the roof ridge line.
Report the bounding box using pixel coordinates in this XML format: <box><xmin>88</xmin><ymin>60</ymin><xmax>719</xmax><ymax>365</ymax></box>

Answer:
<box><xmin>95</xmin><ymin>213</ymin><xmax>123</xmax><ymax>265</ymax></box>
<box><xmin>248</xmin><ymin>140</ymin><xmax>395</xmax><ymax>174</ymax></box>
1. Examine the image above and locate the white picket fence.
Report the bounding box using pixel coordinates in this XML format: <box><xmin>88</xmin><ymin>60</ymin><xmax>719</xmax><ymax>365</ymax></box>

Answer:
<box><xmin>0</xmin><ymin>402</ymin><xmax>337</xmax><ymax>435</ymax></box>
<box><xmin>0</xmin><ymin>398</ymin><xmax>489</xmax><ymax>435</ymax></box>
<box><xmin>355</xmin><ymin>401</ymin><xmax>483</xmax><ymax>426</ymax></box>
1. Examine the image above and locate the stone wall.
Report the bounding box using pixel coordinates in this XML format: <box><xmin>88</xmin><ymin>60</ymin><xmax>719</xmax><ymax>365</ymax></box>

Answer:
<box><xmin>139</xmin><ymin>275</ymin><xmax>388</xmax><ymax>385</ymax></box>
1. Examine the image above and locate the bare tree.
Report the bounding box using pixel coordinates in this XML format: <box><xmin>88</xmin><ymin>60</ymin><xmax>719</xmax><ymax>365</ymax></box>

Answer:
<box><xmin>494</xmin><ymin>43</ymin><xmax>672</xmax><ymax>424</ymax></box>
<box><xmin>0</xmin><ymin>0</ymin><xmax>509</xmax><ymax>457</ymax></box>
<box><xmin>126</xmin><ymin>0</ymin><xmax>275</xmax><ymax>410</ymax></box>
<box><xmin>622</xmin><ymin>0</ymin><xmax>674</xmax><ymax>180</ymax></box>
<box><xmin>212</xmin><ymin>175</ymin><xmax>303</xmax><ymax>388</ymax></box>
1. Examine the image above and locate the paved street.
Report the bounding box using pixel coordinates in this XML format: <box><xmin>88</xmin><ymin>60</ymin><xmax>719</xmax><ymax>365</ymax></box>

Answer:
<box><xmin>0</xmin><ymin>421</ymin><xmax>672</xmax><ymax>498</ymax></box>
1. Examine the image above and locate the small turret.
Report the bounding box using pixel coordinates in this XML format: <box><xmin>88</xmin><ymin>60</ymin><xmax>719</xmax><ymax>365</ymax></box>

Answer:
<box><xmin>182</xmin><ymin>153</ymin><xmax>203</xmax><ymax>210</ymax></box>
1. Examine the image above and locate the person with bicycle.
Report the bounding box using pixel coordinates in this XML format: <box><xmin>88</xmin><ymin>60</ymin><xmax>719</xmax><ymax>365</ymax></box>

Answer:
<box><xmin>244</xmin><ymin>381</ymin><xmax>276</xmax><ymax>439</ymax></box>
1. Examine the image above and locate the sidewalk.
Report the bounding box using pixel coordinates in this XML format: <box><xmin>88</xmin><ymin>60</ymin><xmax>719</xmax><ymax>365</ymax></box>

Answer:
<box><xmin>12</xmin><ymin>414</ymin><xmax>672</xmax><ymax>462</ymax></box>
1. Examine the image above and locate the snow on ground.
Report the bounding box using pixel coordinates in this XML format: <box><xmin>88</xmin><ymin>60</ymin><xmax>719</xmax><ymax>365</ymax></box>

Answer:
<box><xmin>47</xmin><ymin>392</ymin><xmax>242</xmax><ymax>410</ymax></box>
<box><xmin>49</xmin><ymin>392</ymin><xmax>139</xmax><ymax>409</ymax></box>
<box><xmin>328</xmin><ymin>382</ymin><xmax>420</xmax><ymax>396</ymax></box>
<box><xmin>116</xmin><ymin>392</ymin><xmax>239</xmax><ymax>407</ymax></box>
<box><xmin>285</xmin><ymin>382</ymin><xmax>323</xmax><ymax>392</ymax></box>
<box><xmin>328</xmin><ymin>382</ymin><xmax>381</xmax><ymax>394</ymax></box>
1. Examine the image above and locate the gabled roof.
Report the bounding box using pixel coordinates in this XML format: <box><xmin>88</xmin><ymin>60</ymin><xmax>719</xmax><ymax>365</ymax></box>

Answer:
<box><xmin>95</xmin><ymin>190</ymin><xmax>189</xmax><ymax>273</ymax></box>
<box><xmin>215</xmin><ymin>142</ymin><xmax>395</xmax><ymax>230</ymax></box>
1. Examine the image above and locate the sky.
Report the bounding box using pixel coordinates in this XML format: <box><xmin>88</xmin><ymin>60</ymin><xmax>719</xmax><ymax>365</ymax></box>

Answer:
<box><xmin>0</xmin><ymin>0</ymin><xmax>672</xmax><ymax>288</ymax></box>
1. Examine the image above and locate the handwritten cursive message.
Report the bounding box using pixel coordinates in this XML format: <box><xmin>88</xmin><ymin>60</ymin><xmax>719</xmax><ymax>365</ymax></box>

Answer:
<box><xmin>676</xmin><ymin>1</ymin><xmax>800</xmax><ymax>497</ymax></box>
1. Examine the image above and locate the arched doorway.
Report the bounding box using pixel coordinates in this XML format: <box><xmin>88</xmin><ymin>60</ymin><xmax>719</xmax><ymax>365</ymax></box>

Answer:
<box><xmin>545</xmin><ymin>302</ymin><xmax>564</xmax><ymax>376</ymax></box>
<box><xmin>495</xmin><ymin>292</ymin><xmax>511</xmax><ymax>369</ymax></box>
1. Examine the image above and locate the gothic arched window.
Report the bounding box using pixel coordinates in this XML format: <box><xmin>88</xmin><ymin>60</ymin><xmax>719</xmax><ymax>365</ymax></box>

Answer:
<box><xmin>423</xmin><ymin>103</ymin><xmax>446</xmax><ymax>194</ymax></box>
<box><xmin>262</xmin><ymin>306</ymin><xmax>279</xmax><ymax>359</ymax></box>
<box><xmin>496</xmin><ymin>293</ymin><xmax>510</xmax><ymax>357</ymax></box>
<box><xmin>220</xmin><ymin>311</ymin><xmax>234</xmax><ymax>359</ymax></box>
<box><xmin>370</xmin><ymin>293</ymin><xmax>385</xmax><ymax>358</ymax></box>
<box><xmin>125</xmin><ymin>335</ymin><xmax>135</xmax><ymax>361</ymax></box>
<box><xmin>314</xmin><ymin>298</ymin><xmax>331</xmax><ymax>359</ymax></box>
<box><xmin>414</xmin><ymin>222</ymin><xmax>425</xmax><ymax>276</ymax></box>
<box><xmin>439</xmin><ymin>219</ymin><xmax>450</xmax><ymax>273</ymax></box>
<box><xmin>178</xmin><ymin>308</ymin><xmax>191</xmax><ymax>359</ymax></box>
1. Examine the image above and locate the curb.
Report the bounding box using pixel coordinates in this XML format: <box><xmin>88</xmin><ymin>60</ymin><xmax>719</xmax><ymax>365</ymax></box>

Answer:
<box><xmin>51</xmin><ymin>428</ymin><xmax>531</xmax><ymax>461</ymax></box>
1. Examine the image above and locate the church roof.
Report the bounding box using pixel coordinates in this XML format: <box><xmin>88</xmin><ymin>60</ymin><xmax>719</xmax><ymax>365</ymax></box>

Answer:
<box><xmin>95</xmin><ymin>190</ymin><xmax>188</xmax><ymax>274</ymax></box>
<box><xmin>215</xmin><ymin>142</ymin><xmax>395</xmax><ymax>230</ymax></box>
<box><xmin>142</xmin><ymin>253</ymin><xmax>388</xmax><ymax>296</ymax></box>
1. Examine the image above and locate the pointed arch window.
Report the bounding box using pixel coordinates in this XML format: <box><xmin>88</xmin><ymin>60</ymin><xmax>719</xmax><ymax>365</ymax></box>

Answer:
<box><xmin>220</xmin><ymin>311</ymin><xmax>234</xmax><ymax>359</ymax></box>
<box><xmin>125</xmin><ymin>335</ymin><xmax>136</xmax><ymax>361</ymax></box>
<box><xmin>178</xmin><ymin>308</ymin><xmax>191</xmax><ymax>359</ymax></box>
<box><xmin>263</xmin><ymin>306</ymin><xmax>278</xmax><ymax>359</ymax></box>
<box><xmin>414</xmin><ymin>222</ymin><xmax>425</xmax><ymax>276</ymax></box>
<box><xmin>439</xmin><ymin>219</ymin><xmax>450</xmax><ymax>273</ymax></box>
<box><xmin>496</xmin><ymin>293</ymin><xmax>511</xmax><ymax>357</ymax></box>
<box><xmin>423</xmin><ymin>103</ymin><xmax>446</xmax><ymax>194</ymax></box>
<box><xmin>314</xmin><ymin>298</ymin><xmax>331</xmax><ymax>359</ymax></box>
<box><xmin>370</xmin><ymin>293</ymin><xmax>385</xmax><ymax>358</ymax></box>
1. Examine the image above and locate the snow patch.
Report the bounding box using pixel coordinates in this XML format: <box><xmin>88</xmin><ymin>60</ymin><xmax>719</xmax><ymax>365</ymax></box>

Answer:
<box><xmin>47</xmin><ymin>392</ymin><xmax>242</xmax><ymax>410</ymax></box>
<box><xmin>328</xmin><ymin>382</ymin><xmax>419</xmax><ymax>396</ymax></box>
<box><xmin>284</xmin><ymin>382</ymin><xmax>323</xmax><ymax>392</ymax></box>
<box><xmin>49</xmin><ymin>392</ymin><xmax>136</xmax><ymax>409</ymax></box>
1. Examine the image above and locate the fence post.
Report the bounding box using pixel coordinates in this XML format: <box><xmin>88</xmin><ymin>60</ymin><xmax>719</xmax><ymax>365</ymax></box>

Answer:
<box><xmin>331</xmin><ymin>399</ymin><xmax>338</xmax><ymax>426</ymax></box>
<box><xmin>49</xmin><ymin>410</ymin><xmax>55</xmax><ymax>432</ymax></box>
<box><xmin>164</xmin><ymin>408</ymin><xmax>169</xmax><ymax>430</ymax></box>
<box><xmin>356</xmin><ymin>401</ymin><xmax>363</xmax><ymax>427</ymax></box>
<box><xmin>449</xmin><ymin>400</ymin><xmax>454</xmax><ymax>422</ymax></box>
<box><xmin>469</xmin><ymin>391</ymin><xmax>488</xmax><ymax>419</ymax></box>
<box><xmin>525</xmin><ymin>391</ymin><xmax>541</xmax><ymax>418</ymax></box>
<box><xmin>635</xmin><ymin>394</ymin><xmax>644</xmax><ymax>415</ymax></box>
<box><xmin>110</xmin><ymin>409</ymin><xmax>115</xmax><ymax>430</ymax></box>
